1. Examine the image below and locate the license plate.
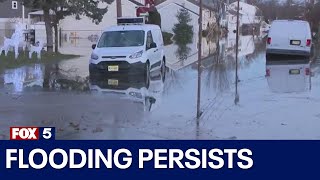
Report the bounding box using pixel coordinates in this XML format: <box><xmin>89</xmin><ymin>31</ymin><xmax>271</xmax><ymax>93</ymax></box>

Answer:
<box><xmin>289</xmin><ymin>69</ymin><xmax>300</xmax><ymax>75</ymax></box>
<box><xmin>108</xmin><ymin>79</ymin><xmax>119</xmax><ymax>86</ymax></box>
<box><xmin>291</xmin><ymin>40</ymin><xmax>301</xmax><ymax>45</ymax></box>
<box><xmin>108</xmin><ymin>65</ymin><xmax>119</xmax><ymax>72</ymax></box>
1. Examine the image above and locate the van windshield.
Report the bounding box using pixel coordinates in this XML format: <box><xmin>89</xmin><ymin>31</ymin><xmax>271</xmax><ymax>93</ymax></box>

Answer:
<box><xmin>97</xmin><ymin>30</ymin><xmax>145</xmax><ymax>48</ymax></box>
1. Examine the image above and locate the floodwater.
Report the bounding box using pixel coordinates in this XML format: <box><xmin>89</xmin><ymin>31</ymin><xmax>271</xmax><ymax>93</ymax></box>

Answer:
<box><xmin>1</xmin><ymin>34</ymin><xmax>320</xmax><ymax>140</ymax></box>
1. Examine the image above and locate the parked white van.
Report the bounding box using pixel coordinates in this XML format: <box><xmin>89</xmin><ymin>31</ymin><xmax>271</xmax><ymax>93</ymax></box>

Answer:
<box><xmin>266</xmin><ymin>20</ymin><xmax>312</xmax><ymax>57</ymax></box>
<box><xmin>89</xmin><ymin>17</ymin><xmax>166</xmax><ymax>78</ymax></box>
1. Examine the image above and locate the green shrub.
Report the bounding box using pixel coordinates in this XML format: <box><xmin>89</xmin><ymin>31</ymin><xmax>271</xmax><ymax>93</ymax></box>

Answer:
<box><xmin>172</xmin><ymin>8</ymin><xmax>194</xmax><ymax>45</ymax></box>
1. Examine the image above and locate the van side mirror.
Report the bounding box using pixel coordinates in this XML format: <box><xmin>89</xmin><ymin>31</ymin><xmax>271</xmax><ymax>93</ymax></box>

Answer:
<box><xmin>92</xmin><ymin>44</ymin><xmax>96</xmax><ymax>50</ymax></box>
<box><xmin>150</xmin><ymin>42</ymin><xmax>157</xmax><ymax>49</ymax></box>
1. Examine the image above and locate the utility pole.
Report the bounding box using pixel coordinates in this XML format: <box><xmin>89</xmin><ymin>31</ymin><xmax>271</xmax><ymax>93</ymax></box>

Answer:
<box><xmin>116</xmin><ymin>0</ymin><xmax>122</xmax><ymax>18</ymax></box>
<box><xmin>197</xmin><ymin>0</ymin><xmax>203</xmax><ymax>119</ymax></box>
<box><xmin>234</xmin><ymin>0</ymin><xmax>240</xmax><ymax>105</ymax></box>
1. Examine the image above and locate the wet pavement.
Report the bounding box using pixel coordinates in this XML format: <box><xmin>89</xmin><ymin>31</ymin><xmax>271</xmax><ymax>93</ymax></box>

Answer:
<box><xmin>1</xmin><ymin>35</ymin><xmax>320</xmax><ymax>140</ymax></box>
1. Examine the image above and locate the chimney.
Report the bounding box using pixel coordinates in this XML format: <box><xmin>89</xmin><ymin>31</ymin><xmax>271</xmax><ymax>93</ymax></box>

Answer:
<box><xmin>116</xmin><ymin>0</ymin><xmax>122</xmax><ymax>18</ymax></box>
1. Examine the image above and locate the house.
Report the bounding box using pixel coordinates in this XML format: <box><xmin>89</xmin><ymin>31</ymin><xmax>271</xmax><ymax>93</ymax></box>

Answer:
<box><xmin>0</xmin><ymin>0</ymin><xmax>29</xmax><ymax>24</ymax></box>
<box><xmin>227</xmin><ymin>1</ymin><xmax>262</xmax><ymax>33</ymax></box>
<box><xmin>153</xmin><ymin>0</ymin><xmax>218</xmax><ymax>70</ymax></box>
<box><xmin>219</xmin><ymin>2</ymin><xmax>229</xmax><ymax>29</ymax></box>
<box><xmin>24</xmin><ymin>0</ymin><xmax>145</xmax><ymax>49</ymax></box>
<box><xmin>0</xmin><ymin>0</ymin><xmax>29</xmax><ymax>42</ymax></box>
<box><xmin>59</xmin><ymin>0</ymin><xmax>144</xmax><ymax>40</ymax></box>
<box><xmin>60</xmin><ymin>0</ymin><xmax>217</xmax><ymax>38</ymax></box>
<box><xmin>156</xmin><ymin>0</ymin><xmax>216</xmax><ymax>33</ymax></box>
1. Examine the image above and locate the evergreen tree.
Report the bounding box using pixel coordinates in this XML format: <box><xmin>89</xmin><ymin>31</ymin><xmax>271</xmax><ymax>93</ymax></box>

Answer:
<box><xmin>172</xmin><ymin>8</ymin><xmax>194</xmax><ymax>61</ymax></box>
<box><xmin>172</xmin><ymin>8</ymin><xmax>194</xmax><ymax>45</ymax></box>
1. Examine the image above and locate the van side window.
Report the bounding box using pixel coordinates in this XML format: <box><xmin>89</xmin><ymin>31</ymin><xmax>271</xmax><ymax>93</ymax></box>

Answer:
<box><xmin>146</xmin><ymin>31</ymin><xmax>154</xmax><ymax>50</ymax></box>
<box><xmin>153</xmin><ymin>29</ymin><xmax>163</xmax><ymax>46</ymax></box>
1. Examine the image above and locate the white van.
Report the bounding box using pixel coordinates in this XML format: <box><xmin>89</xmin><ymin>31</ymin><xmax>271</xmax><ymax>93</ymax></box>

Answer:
<box><xmin>89</xmin><ymin>17</ymin><xmax>166</xmax><ymax>78</ymax></box>
<box><xmin>266</xmin><ymin>20</ymin><xmax>312</xmax><ymax>57</ymax></box>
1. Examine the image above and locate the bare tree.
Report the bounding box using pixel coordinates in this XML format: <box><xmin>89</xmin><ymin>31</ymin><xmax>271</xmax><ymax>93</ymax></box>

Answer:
<box><xmin>211</xmin><ymin>0</ymin><xmax>228</xmax><ymax>30</ymax></box>
<box><xmin>306</xmin><ymin>1</ymin><xmax>320</xmax><ymax>32</ymax></box>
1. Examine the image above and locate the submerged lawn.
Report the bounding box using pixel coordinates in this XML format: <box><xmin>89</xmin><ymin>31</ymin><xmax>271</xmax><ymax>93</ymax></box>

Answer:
<box><xmin>0</xmin><ymin>52</ymin><xmax>80</xmax><ymax>69</ymax></box>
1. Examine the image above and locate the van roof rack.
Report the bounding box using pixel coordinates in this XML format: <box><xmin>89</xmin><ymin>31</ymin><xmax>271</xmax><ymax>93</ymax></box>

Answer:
<box><xmin>117</xmin><ymin>17</ymin><xmax>145</xmax><ymax>25</ymax></box>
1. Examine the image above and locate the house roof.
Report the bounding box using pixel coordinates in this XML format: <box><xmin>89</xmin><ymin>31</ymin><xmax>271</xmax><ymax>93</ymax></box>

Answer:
<box><xmin>186</xmin><ymin>0</ymin><xmax>215</xmax><ymax>11</ymax></box>
<box><xmin>173</xmin><ymin>3</ymin><xmax>198</xmax><ymax>15</ymax></box>
<box><xmin>128</xmin><ymin>0</ymin><xmax>144</xmax><ymax>6</ymax></box>
<box><xmin>0</xmin><ymin>0</ymin><xmax>30</xmax><ymax>18</ymax></box>
<box><xmin>28</xmin><ymin>10</ymin><xmax>55</xmax><ymax>15</ymax></box>
<box><xmin>156</xmin><ymin>0</ymin><xmax>214</xmax><ymax>11</ymax></box>
<box><xmin>229</xmin><ymin>1</ymin><xmax>259</xmax><ymax>16</ymax></box>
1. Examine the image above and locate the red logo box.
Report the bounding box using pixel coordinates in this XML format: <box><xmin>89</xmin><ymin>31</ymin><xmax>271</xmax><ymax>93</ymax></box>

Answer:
<box><xmin>10</xmin><ymin>127</ymin><xmax>40</xmax><ymax>140</ymax></box>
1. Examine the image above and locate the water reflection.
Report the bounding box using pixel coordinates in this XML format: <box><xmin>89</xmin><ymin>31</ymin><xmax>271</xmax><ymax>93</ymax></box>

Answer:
<box><xmin>45</xmin><ymin>63</ymin><xmax>89</xmax><ymax>91</ymax></box>
<box><xmin>205</xmin><ymin>38</ymin><xmax>232</xmax><ymax>93</ymax></box>
<box><xmin>225</xmin><ymin>34</ymin><xmax>260</xmax><ymax>60</ymax></box>
<box><xmin>4</xmin><ymin>64</ymin><xmax>44</xmax><ymax>93</ymax></box>
<box><xmin>89</xmin><ymin>70</ymin><xmax>165</xmax><ymax>112</ymax></box>
<box><xmin>266</xmin><ymin>60</ymin><xmax>311</xmax><ymax>93</ymax></box>
<box><xmin>175</xmin><ymin>45</ymin><xmax>192</xmax><ymax>65</ymax></box>
<box><xmin>2</xmin><ymin>63</ymin><xmax>90</xmax><ymax>93</ymax></box>
<box><xmin>203</xmin><ymin>34</ymin><xmax>266</xmax><ymax>93</ymax></box>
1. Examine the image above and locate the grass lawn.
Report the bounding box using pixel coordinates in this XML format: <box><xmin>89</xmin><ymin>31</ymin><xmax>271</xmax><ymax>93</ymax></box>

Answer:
<box><xmin>0</xmin><ymin>52</ymin><xmax>80</xmax><ymax>70</ymax></box>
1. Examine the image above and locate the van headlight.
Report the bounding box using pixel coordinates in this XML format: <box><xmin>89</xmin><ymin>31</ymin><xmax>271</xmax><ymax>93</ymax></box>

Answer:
<box><xmin>129</xmin><ymin>50</ymin><xmax>143</xmax><ymax>59</ymax></box>
<box><xmin>91</xmin><ymin>53</ymin><xmax>99</xmax><ymax>60</ymax></box>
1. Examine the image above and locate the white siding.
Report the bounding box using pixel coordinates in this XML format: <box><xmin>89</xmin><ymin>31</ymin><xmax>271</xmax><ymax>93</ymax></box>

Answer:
<box><xmin>164</xmin><ymin>37</ymin><xmax>217</xmax><ymax>71</ymax></box>
<box><xmin>228</xmin><ymin>1</ymin><xmax>260</xmax><ymax>29</ymax></box>
<box><xmin>59</xmin><ymin>0</ymin><xmax>139</xmax><ymax>37</ymax></box>
<box><xmin>156</xmin><ymin>0</ymin><xmax>216</xmax><ymax>33</ymax></box>
<box><xmin>157</xmin><ymin>3</ymin><xmax>199</xmax><ymax>33</ymax></box>
<box><xmin>156</xmin><ymin>0</ymin><xmax>217</xmax><ymax>70</ymax></box>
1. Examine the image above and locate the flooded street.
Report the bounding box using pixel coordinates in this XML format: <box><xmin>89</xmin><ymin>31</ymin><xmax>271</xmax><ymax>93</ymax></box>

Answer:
<box><xmin>1</xmin><ymin>35</ymin><xmax>320</xmax><ymax>140</ymax></box>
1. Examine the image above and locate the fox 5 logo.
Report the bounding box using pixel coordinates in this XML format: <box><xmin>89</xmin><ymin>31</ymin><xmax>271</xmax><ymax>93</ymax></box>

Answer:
<box><xmin>10</xmin><ymin>127</ymin><xmax>56</xmax><ymax>140</ymax></box>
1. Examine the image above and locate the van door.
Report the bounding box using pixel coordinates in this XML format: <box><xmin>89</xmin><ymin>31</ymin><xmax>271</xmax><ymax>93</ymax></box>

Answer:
<box><xmin>287</xmin><ymin>22</ymin><xmax>308</xmax><ymax>50</ymax></box>
<box><xmin>146</xmin><ymin>31</ymin><xmax>157</xmax><ymax>68</ymax></box>
<box><xmin>269</xmin><ymin>21</ymin><xmax>308</xmax><ymax>51</ymax></box>
<box><xmin>269</xmin><ymin>21</ymin><xmax>289</xmax><ymax>50</ymax></box>
<box><xmin>151</xmin><ymin>29</ymin><xmax>162</xmax><ymax>66</ymax></box>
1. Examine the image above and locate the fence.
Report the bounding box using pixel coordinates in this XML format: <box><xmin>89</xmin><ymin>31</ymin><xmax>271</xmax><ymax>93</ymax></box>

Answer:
<box><xmin>0</xmin><ymin>27</ymin><xmax>101</xmax><ymax>54</ymax></box>
<box><xmin>60</xmin><ymin>30</ymin><xmax>103</xmax><ymax>48</ymax></box>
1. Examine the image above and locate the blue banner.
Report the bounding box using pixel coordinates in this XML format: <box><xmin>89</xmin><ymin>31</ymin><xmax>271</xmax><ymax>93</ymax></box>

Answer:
<box><xmin>0</xmin><ymin>141</ymin><xmax>318</xmax><ymax>179</ymax></box>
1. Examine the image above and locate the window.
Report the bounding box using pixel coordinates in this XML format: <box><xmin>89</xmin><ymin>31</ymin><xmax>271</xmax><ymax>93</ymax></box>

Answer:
<box><xmin>97</xmin><ymin>30</ymin><xmax>145</xmax><ymax>48</ymax></box>
<box><xmin>146</xmin><ymin>31</ymin><xmax>154</xmax><ymax>49</ymax></box>
<box><xmin>12</xmin><ymin>1</ymin><xmax>18</xmax><ymax>9</ymax></box>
